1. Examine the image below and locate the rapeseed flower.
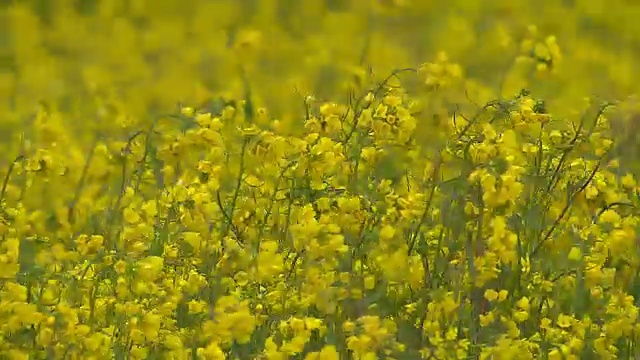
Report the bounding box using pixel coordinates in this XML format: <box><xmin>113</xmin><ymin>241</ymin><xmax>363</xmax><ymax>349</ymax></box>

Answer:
<box><xmin>3</xmin><ymin>1</ymin><xmax>640</xmax><ymax>359</ymax></box>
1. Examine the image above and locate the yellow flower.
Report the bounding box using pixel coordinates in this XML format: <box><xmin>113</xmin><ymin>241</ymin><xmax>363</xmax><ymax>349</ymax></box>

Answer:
<box><xmin>123</xmin><ymin>206</ymin><xmax>141</xmax><ymax>224</ymax></box>
<box><xmin>516</xmin><ymin>297</ymin><xmax>530</xmax><ymax>312</ymax></box>
<box><xmin>318</xmin><ymin>345</ymin><xmax>340</xmax><ymax>360</ymax></box>
<box><xmin>36</xmin><ymin>327</ymin><xmax>54</xmax><ymax>347</ymax></box>
<box><xmin>196</xmin><ymin>112</ymin><xmax>213</xmax><ymax>127</ymax></box>
<box><xmin>498</xmin><ymin>290</ymin><xmax>509</xmax><ymax>302</ymax></box>
<box><xmin>136</xmin><ymin>256</ymin><xmax>164</xmax><ymax>282</ymax></box>
<box><xmin>141</xmin><ymin>312</ymin><xmax>162</xmax><ymax>342</ymax></box>
<box><xmin>197</xmin><ymin>342</ymin><xmax>226</xmax><ymax>360</ymax></box>
<box><xmin>484</xmin><ymin>289</ymin><xmax>499</xmax><ymax>302</ymax></box>
<box><xmin>181</xmin><ymin>107</ymin><xmax>194</xmax><ymax>116</ymax></box>
<box><xmin>479</xmin><ymin>312</ymin><xmax>495</xmax><ymax>327</ymax></box>
<box><xmin>379</xmin><ymin>225</ymin><xmax>395</xmax><ymax>241</ymax></box>
<box><xmin>556</xmin><ymin>314</ymin><xmax>573</xmax><ymax>328</ymax></box>
<box><xmin>183</xmin><ymin>231</ymin><xmax>203</xmax><ymax>253</ymax></box>
<box><xmin>621</xmin><ymin>173</ymin><xmax>636</xmax><ymax>189</ymax></box>
<box><xmin>513</xmin><ymin>310</ymin><xmax>529</xmax><ymax>323</ymax></box>
<box><xmin>364</xmin><ymin>275</ymin><xmax>376</xmax><ymax>290</ymax></box>
<box><xmin>164</xmin><ymin>334</ymin><xmax>184</xmax><ymax>350</ymax></box>
<box><xmin>567</xmin><ymin>246</ymin><xmax>582</xmax><ymax>261</ymax></box>
<box><xmin>343</xmin><ymin>321</ymin><xmax>356</xmax><ymax>334</ymax></box>
<box><xmin>599</xmin><ymin>209</ymin><xmax>621</xmax><ymax>224</ymax></box>
<box><xmin>3</xmin><ymin>282</ymin><xmax>28</xmax><ymax>302</ymax></box>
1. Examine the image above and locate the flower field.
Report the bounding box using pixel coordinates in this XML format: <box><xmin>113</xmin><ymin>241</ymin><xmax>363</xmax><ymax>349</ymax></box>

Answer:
<box><xmin>3</xmin><ymin>0</ymin><xmax>640</xmax><ymax>359</ymax></box>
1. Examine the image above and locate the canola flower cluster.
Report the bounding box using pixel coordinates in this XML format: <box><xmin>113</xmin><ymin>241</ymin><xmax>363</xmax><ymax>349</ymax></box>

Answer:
<box><xmin>3</xmin><ymin>0</ymin><xmax>640</xmax><ymax>359</ymax></box>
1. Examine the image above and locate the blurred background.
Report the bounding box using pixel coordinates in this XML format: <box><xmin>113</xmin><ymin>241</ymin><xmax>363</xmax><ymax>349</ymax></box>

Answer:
<box><xmin>2</xmin><ymin>0</ymin><xmax>640</xmax><ymax>157</ymax></box>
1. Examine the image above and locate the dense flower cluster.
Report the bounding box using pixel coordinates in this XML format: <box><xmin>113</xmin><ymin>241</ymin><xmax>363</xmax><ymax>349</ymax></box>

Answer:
<box><xmin>3</xmin><ymin>0</ymin><xmax>640</xmax><ymax>359</ymax></box>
